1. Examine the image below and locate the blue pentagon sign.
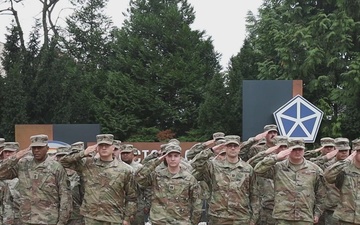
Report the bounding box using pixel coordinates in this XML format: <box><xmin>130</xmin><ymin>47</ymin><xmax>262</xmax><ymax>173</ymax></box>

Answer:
<box><xmin>273</xmin><ymin>95</ymin><xmax>323</xmax><ymax>143</ymax></box>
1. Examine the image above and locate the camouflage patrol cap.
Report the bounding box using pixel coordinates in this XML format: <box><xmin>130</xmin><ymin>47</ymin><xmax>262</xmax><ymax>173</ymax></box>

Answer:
<box><xmin>264</xmin><ymin>124</ymin><xmax>278</xmax><ymax>132</ymax></box>
<box><xmin>215</xmin><ymin>138</ymin><xmax>226</xmax><ymax>145</ymax></box>
<box><xmin>224</xmin><ymin>135</ymin><xmax>241</xmax><ymax>146</ymax></box>
<box><xmin>160</xmin><ymin>143</ymin><xmax>168</xmax><ymax>151</ymax></box>
<box><xmin>335</xmin><ymin>137</ymin><xmax>350</xmax><ymax>151</ymax></box>
<box><xmin>288</xmin><ymin>138</ymin><xmax>305</xmax><ymax>150</ymax></box>
<box><xmin>320</xmin><ymin>137</ymin><xmax>335</xmax><ymax>147</ymax></box>
<box><xmin>56</xmin><ymin>146</ymin><xmax>70</xmax><ymax>156</ymax></box>
<box><xmin>3</xmin><ymin>142</ymin><xmax>20</xmax><ymax>152</ymax></box>
<box><xmin>165</xmin><ymin>144</ymin><xmax>181</xmax><ymax>154</ymax></box>
<box><xmin>352</xmin><ymin>139</ymin><xmax>360</xmax><ymax>151</ymax></box>
<box><xmin>96</xmin><ymin>134</ymin><xmax>114</xmax><ymax>145</ymax></box>
<box><xmin>113</xmin><ymin>140</ymin><xmax>122</xmax><ymax>149</ymax></box>
<box><xmin>0</xmin><ymin>138</ymin><xmax>5</xmax><ymax>148</ymax></box>
<box><xmin>121</xmin><ymin>144</ymin><xmax>134</xmax><ymax>153</ymax></box>
<box><xmin>168</xmin><ymin>139</ymin><xmax>180</xmax><ymax>145</ymax></box>
<box><xmin>274</xmin><ymin>136</ymin><xmax>288</xmax><ymax>146</ymax></box>
<box><xmin>71</xmin><ymin>141</ymin><xmax>84</xmax><ymax>151</ymax></box>
<box><xmin>213</xmin><ymin>132</ymin><xmax>225</xmax><ymax>141</ymax></box>
<box><xmin>30</xmin><ymin>134</ymin><xmax>48</xmax><ymax>147</ymax></box>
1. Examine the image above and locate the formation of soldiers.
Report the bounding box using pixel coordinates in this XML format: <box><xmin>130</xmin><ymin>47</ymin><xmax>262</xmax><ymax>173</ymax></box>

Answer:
<box><xmin>0</xmin><ymin>125</ymin><xmax>359</xmax><ymax>225</ymax></box>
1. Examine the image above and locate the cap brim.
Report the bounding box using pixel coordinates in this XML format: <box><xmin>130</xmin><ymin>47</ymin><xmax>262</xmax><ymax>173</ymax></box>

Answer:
<box><xmin>291</xmin><ymin>146</ymin><xmax>305</xmax><ymax>150</ymax></box>
<box><xmin>323</xmin><ymin>144</ymin><xmax>335</xmax><ymax>147</ymax></box>
<box><xmin>121</xmin><ymin>150</ymin><xmax>133</xmax><ymax>153</ymax></box>
<box><xmin>267</xmin><ymin>129</ymin><xmax>278</xmax><ymax>132</ymax></box>
<box><xmin>337</xmin><ymin>147</ymin><xmax>350</xmax><ymax>151</ymax></box>
<box><xmin>30</xmin><ymin>143</ymin><xmax>47</xmax><ymax>147</ymax></box>
<box><xmin>3</xmin><ymin>148</ymin><xmax>17</xmax><ymax>151</ymax></box>
<box><xmin>226</xmin><ymin>141</ymin><xmax>240</xmax><ymax>146</ymax></box>
<box><xmin>166</xmin><ymin>150</ymin><xmax>181</xmax><ymax>154</ymax></box>
<box><xmin>97</xmin><ymin>141</ymin><xmax>113</xmax><ymax>145</ymax></box>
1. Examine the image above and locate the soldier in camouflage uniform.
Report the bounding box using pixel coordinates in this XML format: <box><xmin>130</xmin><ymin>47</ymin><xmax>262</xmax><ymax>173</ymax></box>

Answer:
<box><xmin>0</xmin><ymin>134</ymin><xmax>72</xmax><ymax>225</ymax></box>
<box><xmin>191</xmin><ymin>135</ymin><xmax>260</xmax><ymax>225</ymax></box>
<box><xmin>317</xmin><ymin>138</ymin><xmax>350</xmax><ymax>225</ymax></box>
<box><xmin>306</xmin><ymin>137</ymin><xmax>337</xmax><ymax>168</ymax></box>
<box><xmin>112</xmin><ymin>140</ymin><xmax>122</xmax><ymax>160</ymax></box>
<box><xmin>186</xmin><ymin>132</ymin><xmax>225</xmax><ymax>161</ymax></box>
<box><xmin>60</xmin><ymin>134</ymin><xmax>137</xmax><ymax>225</ymax></box>
<box><xmin>135</xmin><ymin>144</ymin><xmax>202</xmax><ymax>225</ymax></box>
<box><xmin>55</xmin><ymin>146</ymin><xmax>85</xmax><ymax>225</ymax></box>
<box><xmin>247</xmin><ymin>136</ymin><xmax>288</xmax><ymax>225</ymax></box>
<box><xmin>254</xmin><ymin>138</ymin><xmax>325</xmax><ymax>225</ymax></box>
<box><xmin>1</xmin><ymin>142</ymin><xmax>21</xmax><ymax>225</ymax></box>
<box><xmin>245</xmin><ymin>124</ymin><xmax>278</xmax><ymax>162</ymax></box>
<box><xmin>324</xmin><ymin>138</ymin><xmax>360</xmax><ymax>225</ymax></box>
<box><xmin>120</xmin><ymin>144</ymin><xmax>147</xmax><ymax>225</ymax></box>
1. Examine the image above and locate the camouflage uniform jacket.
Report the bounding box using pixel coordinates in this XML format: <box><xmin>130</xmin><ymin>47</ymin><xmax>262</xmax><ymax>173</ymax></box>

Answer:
<box><xmin>309</xmin><ymin>155</ymin><xmax>330</xmax><ymax>170</ymax></box>
<box><xmin>304</xmin><ymin>149</ymin><xmax>321</xmax><ymax>160</ymax></box>
<box><xmin>0</xmin><ymin>155</ymin><xmax>72</xmax><ymax>225</ymax></box>
<box><xmin>191</xmin><ymin>148</ymin><xmax>260</xmax><ymax>223</ymax></box>
<box><xmin>2</xmin><ymin>178</ymin><xmax>20</xmax><ymax>225</ymax></box>
<box><xmin>324</xmin><ymin>159</ymin><xmax>360</xmax><ymax>223</ymax></box>
<box><xmin>246</xmin><ymin>143</ymin><xmax>271</xmax><ymax>163</ymax></box>
<box><xmin>135</xmin><ymin>158</ymin><xmax>202</xmax><ymax>225</ymax></box>
<box><xmin>239</xmin><ymin>138</ymin><xmax>258</xmax><ymax>162</ymax></box>
<box><xmin>247</xmin><ymin>151</ymin><xmax>275</xmax><ymax>210</ymax></box>
<box><xmin>0</xmin><ymin>180</ymin><xmax>9</xmax><ymax>225</ymax></box>
<box><xmin>186</xmin><ymin>143</ymin><xmax>207</xmax><ymax>161</ymax></box>
<box><xmin>60</xmin><ymin>151</ymin><xmax>137</xmax><ymax>223</ymax></box>
<box><xmin>321</xmin><ymin>158</ymin><xmax>340</xmax><ymax>211</ymax></box>
<box><xmin>66</xmin><ymin>169</ymin><xmax>83</xmax><ymax>221</ymax></box>
<box><xmin>254</xmin><ymin>156</ymin><xmax>325</xmax><ymax>222</ymax></box>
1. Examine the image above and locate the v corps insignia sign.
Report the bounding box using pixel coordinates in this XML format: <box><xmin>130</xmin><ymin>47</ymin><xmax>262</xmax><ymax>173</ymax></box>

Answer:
<box><xmin>273</xmin><ymin>95</ymin><xmax>323</xmax><ymax>143</ymax></box>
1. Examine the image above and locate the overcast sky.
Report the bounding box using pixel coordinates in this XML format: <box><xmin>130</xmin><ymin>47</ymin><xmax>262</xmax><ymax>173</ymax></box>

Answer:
<box><xmin>0</xmin><ymin>0</ymin><xmax>263</xmax><ymax>69</ymax></box>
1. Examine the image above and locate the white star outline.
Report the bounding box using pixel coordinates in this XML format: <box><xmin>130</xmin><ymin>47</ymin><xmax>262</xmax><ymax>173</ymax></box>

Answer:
<box><xmin>273</xmin><ymin>95</ymin><xmax>323</xmax><ymax>143</ymax></box>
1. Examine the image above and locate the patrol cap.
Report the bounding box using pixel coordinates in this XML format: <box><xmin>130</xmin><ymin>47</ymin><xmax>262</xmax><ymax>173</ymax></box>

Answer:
<box><xmin>335</xmin><ymin>138</ymin><xmax>350</xmax><ymax>151</ymax></box>
<box><xmin>56</xmin><ymin>146</ymin><xmax>70</xmax><ymax>156</ymax></box>
<box><xmin>0</xmin><ymin>138</ymin><xmax>5</xmax><ymax>148</ymax></box>
<box><xmin>30</xmin><ymin>134</ymin><xmax>48</xmax><ymax>147</ymax></box>
<box><xmin>352</xmin><ymin>139</ymin><xmax>360</xmax><ymax>151</ymax></box>
<box><xmin>274</xmin><ymin>136</ymin><xmax>288</xmax><ymax>147</ymax></box>
<box><xmin>288</xmin><ymin>138</ymin><xmax>305</xmax><ymax>150</ymax></box>
<box><xmin>165</xmin><ymin>144</ymin><xmax>181</xmax><ymax>154</ymax></box>
<box><xmin>113</xmin><ymin>140</ymin><xmax>121</xmax><ymax>149</ymax></box>
<box><xmin>320</xmin><ymin>137</ymin><xmax>335</xmax><ymax>147</ymax></box>
<box><xmin>224</xmin><ymin>135</ymin><xmax>241</xmax><ymax>146</ymax></box>
<box><xmin>264</xmin><ymin>124</ymin><xmax>278</xmax><ymax>132</ymax></box>
<box><xmin>121</xmin><ymin>144</ymin><xmax>134</xmax><ymax>153</ymax></box>
<box><xmin>96</xmin><ymin>134</ymin><xmax>114</xmax><ymax>145</ymax></box>
<box><xmin>71</xmin><ymin>141</ymin><xmax>84</xmax><ymax>151</ymax></box>
<box><xmin>213</xmin><ymin>132</ymin><xmax>225</xmax><ymax>141</ymax></box>
<box><xmin>160</xmin><ymin>143</ymin><xmax>168</xmax><ymax>152</ymax></box>
<box><xmin>215</xmin><ymin>138</ymin><xmax>226</xmax><ymax>145</ymax></box>
<box><xmin>168</xmin><ymin>139</ymin><xmax>180</xmax><ymax>145</ymax></box>
<box><xmin>3</xmin><ymin>142</ymin><xmax>20</xmax><ymax>152</ymax></box>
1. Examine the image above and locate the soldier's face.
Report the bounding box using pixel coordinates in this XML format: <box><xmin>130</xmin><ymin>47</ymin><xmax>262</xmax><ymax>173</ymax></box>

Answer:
<box><xmin>121</xmin><ymin>152</ymin><xmax>134</xmax><ymax>163</ymax></box>
<box><xmin>322</xmin><ymin>146</ymin><xmax>335</xmax><ymax>155</ymax></box>
<box><xmin>98</xmin><ymin>143</ymin><xmax>114</xmax><ymax>159</ymax></box>
<box><xmin>355</xmin><ymin>151</ymin><xmax>360</xmax><ymax>163</ymax></box>
<box><xmin>289</xmin><ymin>148</ymin><xmax>304</xmax><ymax>161</ymax></box>
<box><xmin>32</xmin><ymin>145</ymin><xmax>49</xmax><ymax>162</ymax></box>
<box><xmin>266</xmin><ymin>131</ymin><xmax>278</xmax><ymax>143</ymax></box>
<box><xmin>337</xmin><ymin>150</ymin><xmax>349</xmax><ymax>160</ymax></box>
<box><xmin>2</xmin><ymin>150</ymin><xmax>16</xmax><ymax>160</ymax></box>
<box><xmin>165</xmin><ymin>152</ymin><xmax>181</xmax><ymax>168</ymax></box>
<box><xmin>225</xmin><ymin>143</ymin><xmax>240</xmax><ymax>158</ymax></box>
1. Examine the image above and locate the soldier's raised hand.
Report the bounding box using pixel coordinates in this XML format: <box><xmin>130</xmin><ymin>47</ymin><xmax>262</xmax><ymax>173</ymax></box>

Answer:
<box><xmin>254</xmin><ymin>131</ymin><xmax>268</xmax><ymax>141</ymax></box>
<box><xmin>325</xmin><ymin>149</ymin><xmax>338</xmax><ymax>160</ymax></box>
<box><xmin>276</xmin><ymin>148</ymin><xmax>292</xmax><ymax>161</ymax></box>
<box><xmin>346</xmin><ymin>150</ymin><xmax>356</xmax><ymax>161</ymax></box>
<box><xmin>84</xmin><ymin>144</ymin><xmax>98</xmax><ymax>156</ymax></box>
<box><xmin>265</xmin><ymin>145</ymin><xmax>280</xmax><ymax>154</ymax></box>
<box><xmin>16</xmin><ymin>145</ymin><xmax>31</xmax><ymax>159</ymax></box>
